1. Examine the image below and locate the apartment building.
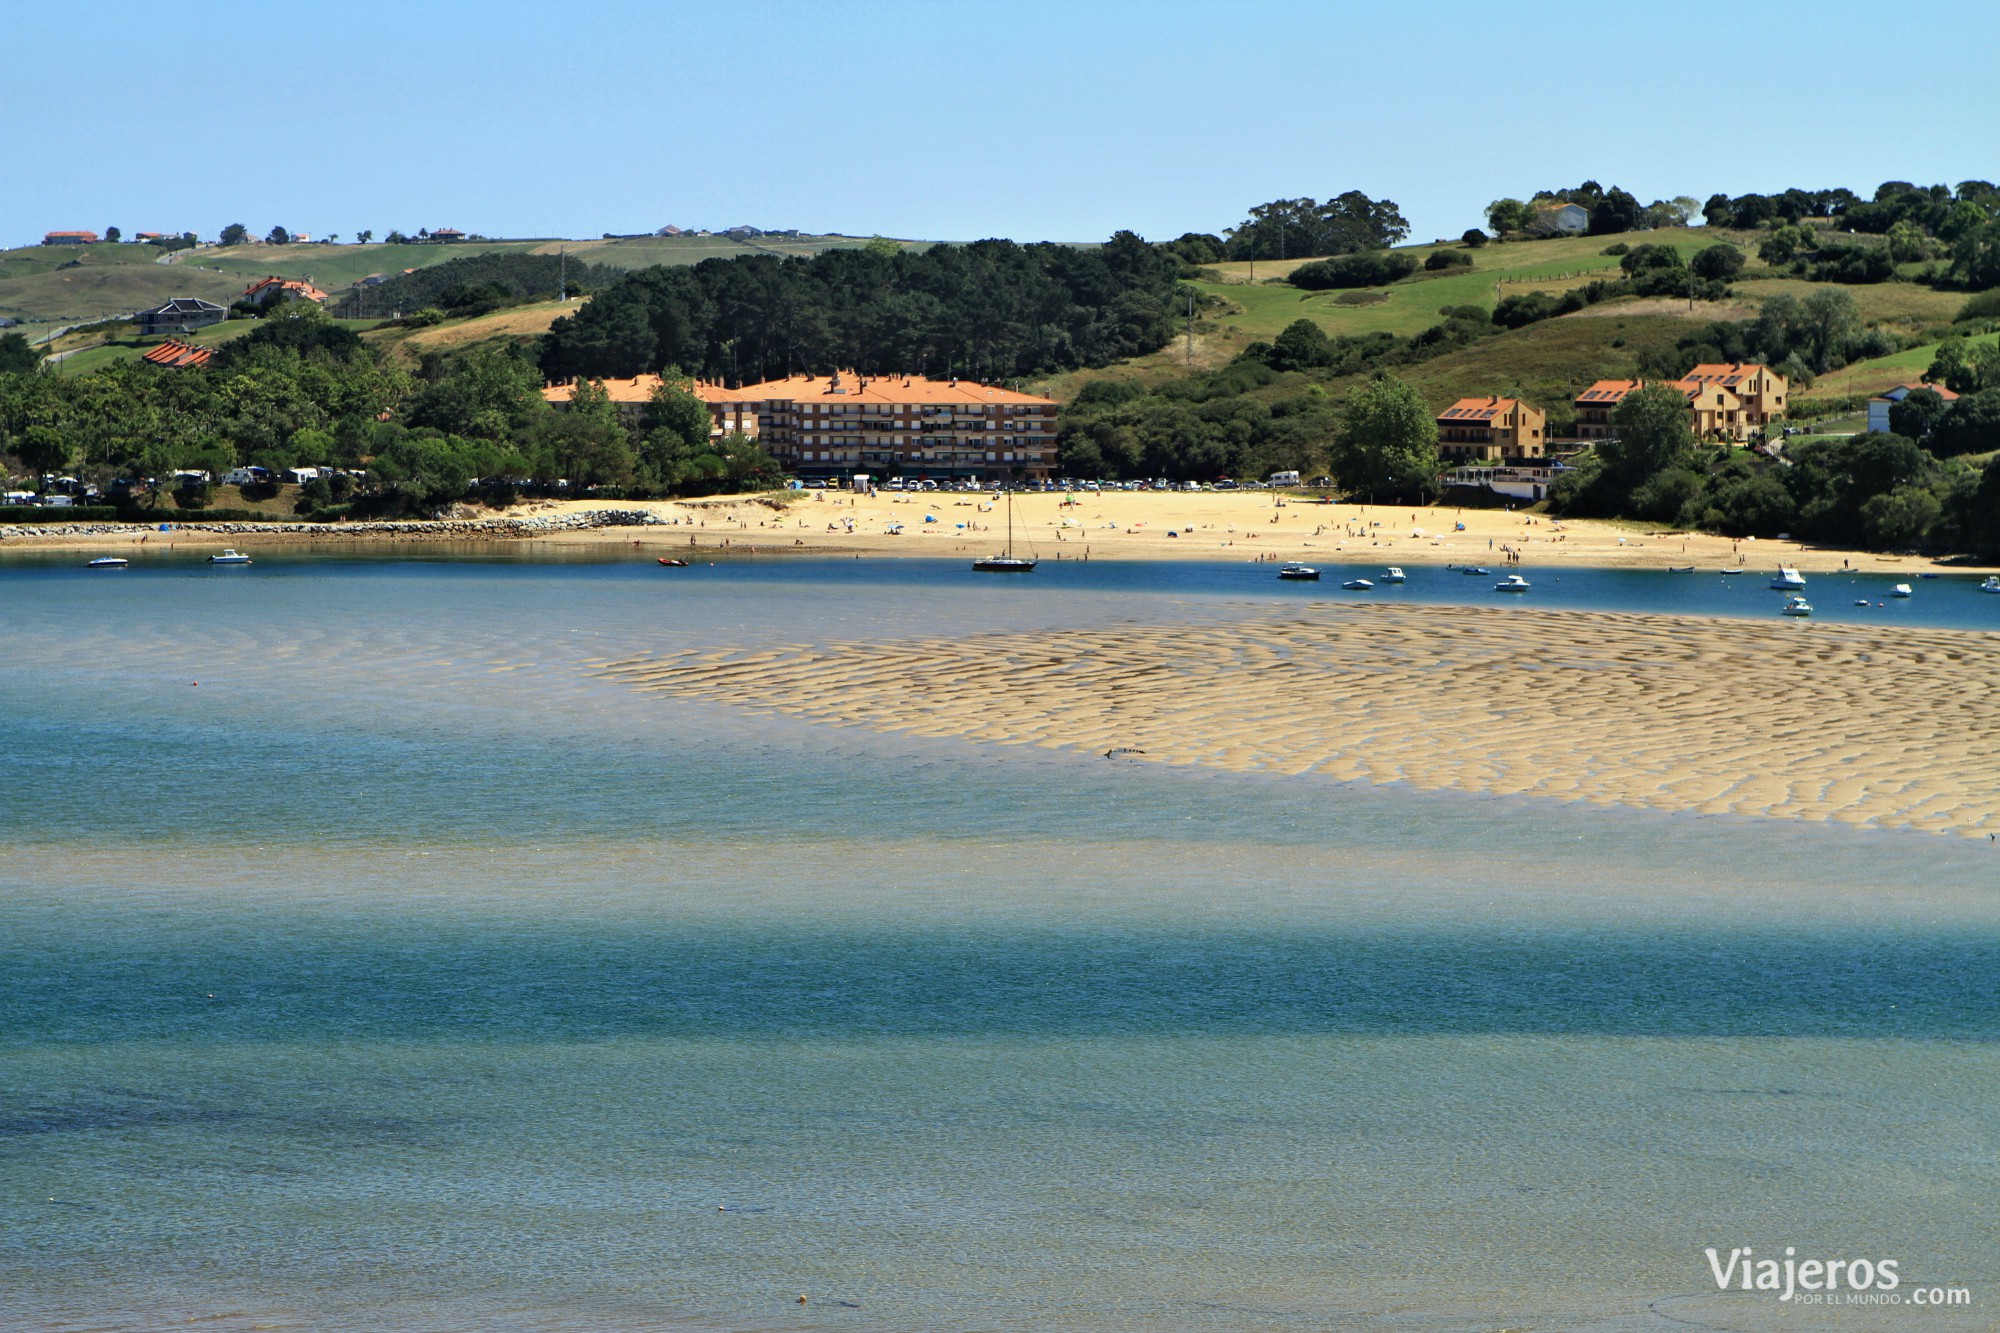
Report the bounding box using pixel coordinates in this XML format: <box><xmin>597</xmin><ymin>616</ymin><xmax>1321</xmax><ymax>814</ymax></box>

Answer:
<box><xmin>544</xmin><ymin>371</ymin><xmax>1060</xmax><ymax>482</ymax></box>
<box><xmin>1435</xmin><ymin>396</ymin><xmax>1547</xmax><ymax>462</ymax></box>
<box><xmin>1574</xmin><ymin>374</ymin><xmax>1769</xmax><ymax>443</ymax></box>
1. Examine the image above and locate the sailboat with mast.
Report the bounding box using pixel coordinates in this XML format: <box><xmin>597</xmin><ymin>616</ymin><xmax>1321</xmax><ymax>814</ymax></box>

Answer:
<box><xmin>972</xmin><ymin>486</ymin><xmax>1037</xmax><ymax>572</ymax></box>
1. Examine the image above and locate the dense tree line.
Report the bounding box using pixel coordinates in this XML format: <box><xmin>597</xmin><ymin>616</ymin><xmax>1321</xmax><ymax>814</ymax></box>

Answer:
<box><xmin>1221</xmin><ymin>193</ymin><xmax>1410</xmax><ymax>261</ymax></box>
<box><xmin>0</xmin><ymin>306</ymin><xmax>776</xmax><ymax>516</ymax></box>
<box><xmin>538</xmin><ymin>233</ymin><xmax>1183</xmax><ymax>384</ymax></box>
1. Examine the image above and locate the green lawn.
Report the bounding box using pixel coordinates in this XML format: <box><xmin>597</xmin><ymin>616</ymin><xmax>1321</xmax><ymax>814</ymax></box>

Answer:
<box><xmin>1808</xmin><ymin>328</ymin><xmax>2000</xmax><ymax>399</ymax></box>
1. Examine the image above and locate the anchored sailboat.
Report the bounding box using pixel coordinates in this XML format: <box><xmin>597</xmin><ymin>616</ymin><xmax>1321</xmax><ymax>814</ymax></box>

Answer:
<box><xmin>972</xmin><ymin>487</ymin><xmax>1037</xmax><ymax>572</ymax></box>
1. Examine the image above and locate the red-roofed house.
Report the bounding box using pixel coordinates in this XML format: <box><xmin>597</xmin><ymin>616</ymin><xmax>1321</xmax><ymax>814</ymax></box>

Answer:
<box><xmin>1435</xmin><ymin>396</ymin><xmax>1547</xmax><ymax>461</ymax></box>
<box><xmin>242</xmin><ymin>276</ymin><xmax>329</xmax><ymax>306</ymax></box>
<box><xmin>1867</xmin><ymin>382</ymin><xmax>1958</xmax><ymax>434</ymax></box>
<box><xmin>43</xmin><ymin>230</ymin><xmax>100</xmax><ymax>246</ymax></box>
<box><xmin>1575</xmin><ymin>378</ymin><xmax>1753</xmax><ymax>442</ymax></box>
<box><xmin>429</xmin><ymin>227</ymin><xmax>466</xmax><ymax>242</ymax></box>
<box><xmin>1681</xmin><ymin>363</ymin><xmax>1787</xmax><ymax>427</ymax></box>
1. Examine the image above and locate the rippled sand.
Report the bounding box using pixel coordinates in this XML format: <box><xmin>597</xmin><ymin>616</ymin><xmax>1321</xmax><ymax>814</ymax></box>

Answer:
<box><xmin>600</xmin><ymin>603</ymin><xmax>2000</xmax><ymax>836</ymax></box>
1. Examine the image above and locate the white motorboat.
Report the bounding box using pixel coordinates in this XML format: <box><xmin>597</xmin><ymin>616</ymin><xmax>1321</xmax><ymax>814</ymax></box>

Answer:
<box><xmin>208</xmin><ymin>549</ymin><xmax>252</xmax><ymax>565</ymax></box>
<box><xmin>1276</xmin><ymin>562</ymin><xmax>1320</xmax><ymax>581</ymax></box>
<box><xmin>1890</xmin><ymin>583</ymin><xmax>1912</xmax><ymax>598</ymax></box>
<box><xmin>1982</xmin><ymin>576</ymin><xmax>2000</xmax><ymax>594</ymax></box>
<box><xmin>1770</xmin><ymin>566</ymin><xmax>1806</xmax><ymax>590</ymax></box>
<box><xmin>1494</xmin><ymin>573</ymin><xmax>1531</xmax><ymax>593</ymax></box>
<box><xmin>1381</xmin><ymin>567</ymin><xmax>1407</xmax><ymax>583</ymax></box>
<box><xmin>1720</xmin><ymin>566</ymin><xmax>1745</xmax><ymax>575</ymax></box>
<box><xmin>1341</xmin><ymin>578</ymin><xmax>1374</xmax><ymax>590</ymax></box>
<box><xmin>85</xmin><ymin>556</ymin><xmax>128</xmax><ymax>568</ymax></box>
<box><xmin>1854</xmin><ymin>598</ymin><xmax>1871</xmax><ymax>607</ymax></box>
<box><xmin>1781</xmin><ymin>595</ymin><xmax>1813</xmax><ymax>616</ymax></box>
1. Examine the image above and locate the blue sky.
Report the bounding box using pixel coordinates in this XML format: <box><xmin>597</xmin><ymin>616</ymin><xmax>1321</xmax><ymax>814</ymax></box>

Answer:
<box><xmin>4</xmin><ymin>0</ymin><xmax>1996</xmax><ymax>248</ymax></box>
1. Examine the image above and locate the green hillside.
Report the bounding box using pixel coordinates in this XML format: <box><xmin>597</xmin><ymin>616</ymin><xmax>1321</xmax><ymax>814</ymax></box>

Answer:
<box><xmin>0</xmin><ymin>233</ymin><xmax>924</xmax><ymax>330</ymax></box>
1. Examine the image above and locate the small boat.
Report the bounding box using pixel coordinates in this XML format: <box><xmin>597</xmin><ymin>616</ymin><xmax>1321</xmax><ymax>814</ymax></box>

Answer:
<box><xmin>85</xmin><ymin>556</ymin><xmax>128</xmax><ymax>568</ymax></box>
<box><xmin>1781</xmin><ymin>595</ymin><xmax>1813</xmax><ymax>617</ymax></box>
<box><xmin>1276</xmin><ymin>562</ymin><xmax>1320</xmax><ymax>581</ymax></box>
<box><xmin>1918</xmin><ymin>572</ymin><xmax>1940</xmax><ymax>580</ymax></box>
<box><xmin>1494</xmin><ymin>573</ymin><xmax>1531</xmax><ymax>593</ymax></box>
<box><xmin>1854</xmin><ymin>599</ymin><xmax>1871</xmax><ymax>607</ymax></box>
<box><xmin>1461</xmin><ymin>566</ymin><xmax>1491</xmax><ymax>576</ymax></box>
<box><xmin>1770</xmin><ymin>566</ymin><xmax>1806</xmax><ymax>590</ymax></box>
<box><xmin>208</xmin><ymin>549</ymin><xmax>252</xmax><ymax>565</ymax></box>
<box><xmin>1982</xmin><ymin>576</ymin><xmax>2000</xmax><ymax>594</ymax></box>
<box><xmin>972</xmin><ymin>489</ymin><xmax>1036</xmax><ymax>572</ymax></box>
<box><xmin>656</xmin><ymin>557</ymin><xmax>688</xmax><ymax>567</ymax></box>
<box><xmin>1341</xmin><ymin>578</ymin><xmax>1374</xmax><ymax>591</ymax></box>
<box><xmin>1667</xmin><ymin>565</ymin><xmax>1695</xmax><ymax>573</ymax></box>
<box><xmin>1720</xmin><ymin>567</ymin><xmax>1744</xmax><ymax>576</ymax></box>
<box><xmin>1381</xmin><ymin>567</ymin><xmax>1407</xmax><ymax>583</ymax></box>
<box><xmin>1889</xmin><ymin>583</ymin><xmax>1912</xmax><ymax>598</ymax></box>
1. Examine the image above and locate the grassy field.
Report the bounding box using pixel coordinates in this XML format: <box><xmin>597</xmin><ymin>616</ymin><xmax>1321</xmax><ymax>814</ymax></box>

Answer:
<box><xmin>1191</xmin><ymin>231</ymin><xmax>1744</xmax><ymax>342</ymax></box>
<box><xmin>1807</xmin><ymin>328</ymin><xmax>2000</xmax><ymax>399</ymax></box>
<box><xmin>0</xmin><ymin>243</ymin><xmax>247</xmax><ymax>328</ymax></box>
<box><xmin>364</xmin><ymin>300</ymin><xmax>577</xmax><ymax>355</ymax></box>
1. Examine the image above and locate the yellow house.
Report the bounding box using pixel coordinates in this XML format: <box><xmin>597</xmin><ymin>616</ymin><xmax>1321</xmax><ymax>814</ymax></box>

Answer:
<box><xmin>1574</xmin><ymin>378</ymin><xmax>1755</xmax><ymax>442</ymax></box>
<box><xmin>1681</xmin><ymin>363</ymin><xmax>1787</xmax><ymax>427</ymax></box>
<box><xmin>1436</xmin><ymin>397</ymin><xmax>1547</xmax><ymax>461</ymax></box>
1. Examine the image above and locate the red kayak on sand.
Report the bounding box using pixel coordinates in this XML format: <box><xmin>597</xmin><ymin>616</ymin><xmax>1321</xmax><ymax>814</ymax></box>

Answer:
<box><xmin>657</xmin><ymin>558</ymin><xmax>688</xmax><ymax>567</ymax></box>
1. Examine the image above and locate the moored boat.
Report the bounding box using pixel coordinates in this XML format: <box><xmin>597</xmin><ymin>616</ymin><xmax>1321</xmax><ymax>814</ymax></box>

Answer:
<box><xmin>1494</xmin><ymin>573</ymin><xmax>1530</xmax><ymax>593</ymax></box>
<box><xmin>1720</xmin><ymin>567</ymin><xmax>1744</xmax><ymax>575</ymax></box>
<box><xmin>208</xmin><ymin>549</ymin><xmax>252</xmax><ymax>565</ymax></box>
<box><xmin>1381</xmin><ymin>567</ymin><xmax>1407</xmax><ymax>583</ymax></box>
<box><xmin>1341</xmin><ymin>578</ymin><xmax>1373</xmax><ymax>590</ymax></box>
<box><xmin>1276</xmin><ymin>562</ymin><xmax>1320</xmax><ymax>581</ymax></box>
<box><xmin>1890</xmin><ymin>583</ymin><xmax>1912</xmax><ymax>598</ymax></box>
<box><xmin>1770</xmin><ymin>566</ymin><xmax>1806</xmax><ymax>590</ymax></box>
<box><xmin>1781</xmin><ymin>595</ymin><xmax>1813</xmax><ymax>616</ymax></box>
<box><xmin>657</xmin><ymin>557</ymin><xmax>688</xmax><ymax>567</ymax></box>
<box><xmin>86</xmin><ymin>556</ymin><xmax>128</xmax><ymax>568</ymax></box>
<box><xmin>972</xmin><ymin>489</ymin><xmax>1036</xmax><ymax>572</ymax></box>
<box><xmin>1982</xmin><ymin>576</ymin><xmax>2000</xmax><ymax>594</ymax></box>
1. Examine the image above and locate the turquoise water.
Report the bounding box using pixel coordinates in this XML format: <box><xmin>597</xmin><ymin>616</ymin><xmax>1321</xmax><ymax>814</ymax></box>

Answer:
<box><xmin>3</xmin><ymin>555</ymin><xmax>1996</xmax><ymax>1331</ymax></box>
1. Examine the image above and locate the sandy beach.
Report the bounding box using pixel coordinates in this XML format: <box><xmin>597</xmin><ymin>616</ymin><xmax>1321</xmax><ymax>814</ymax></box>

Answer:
<box><xmin>598</xmin><ymin>601</ymin><xmax>2000</xmax><ymax>838</ymax></box>
<box><xmin>5</xmin><ymin>489</ymin><xmax>1990</xmax><ymax>574</ymax></box>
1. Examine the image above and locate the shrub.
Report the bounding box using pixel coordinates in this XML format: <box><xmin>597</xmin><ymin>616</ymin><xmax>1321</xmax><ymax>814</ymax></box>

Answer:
<box><xmin>1288</xmin><ymin>251</ymin><xmax>1419</xmax><ymax>290</ymax></box>
<box><xmin>1493</xmin><ymin>291</ymin><xmax>1561</xmax><ymax>329</ymax></box>
<box><xmin>0</xmin><ymin>505</ymin><xmax>122</xmax><ymax>523</ymax></box>
<box><xmin>1690</xmin><ymin>244</ymin><xmax>1745</xmax><ymax>281</ymax></box>
<box><xmin>1423</xmin><ymin>249</ymin><xmax>1473</xmax><ymax>271</ymax></box>
<box><xmin>1957</xmin><ymin>290</ymin><xmax>2000</xmax><ymax>323</ymax></box>
<box><xmin>1600</xmin><ymin>242</ymin><xmax>1630</xmax><ymax>257</ymax></box>
<box><xmin>1462</xmin><ymin>228</ymin><xmax>1488</xmax><ymax>248</ymax></box>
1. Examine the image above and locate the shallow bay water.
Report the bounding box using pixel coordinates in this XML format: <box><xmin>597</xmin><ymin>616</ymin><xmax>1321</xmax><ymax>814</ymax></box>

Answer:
<box><xmin>2</xmin><ymin>553</ymin><xmax>1995</xmax><ymax>1331</ymax></box>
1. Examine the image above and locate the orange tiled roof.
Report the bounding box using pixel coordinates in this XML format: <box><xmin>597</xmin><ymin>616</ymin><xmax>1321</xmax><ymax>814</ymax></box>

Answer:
<box><xmin>44</xmin><ymin>230</ymin><xmax>99</xmax><ymax>241</ymax></box>
<box><xmin>1575</xmin><ymin>380</ymin><xmax>1643</xmax><ymax>403</ymax></box>
<box><xmin>1683</xmin><ymin>362</ymin><xmax>1775</xmax><ymax>389</ymax></box>
<box><xmin>242</xmin><ymin>275</ymin><xmax>329</xmax><ymax>302</ymax></box>
<box><xmin>140</xmin><ymin>339</ymin><xmax>214</xmax><ymax>369</ymax></box>
<box><xmin>1870</xmin><ymin>381</ymin><xmax>1959</xmax><ymax>402</ymax></box>
<box><xmin>1437</xmin><ymin>396</ymin><xmax>1525</xmax><ymax>422</ymax></box>
<box><xmin>543</xmin><ymin>372</ymin><xmax>1058</xmax><ymax>408</ymax></box>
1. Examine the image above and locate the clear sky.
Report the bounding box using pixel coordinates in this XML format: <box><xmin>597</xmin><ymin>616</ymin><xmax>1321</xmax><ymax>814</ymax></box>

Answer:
<box><xmin>4</xmin><ymin>0</ymin><xmax>1996</xmax><ymax>248</ymax></box>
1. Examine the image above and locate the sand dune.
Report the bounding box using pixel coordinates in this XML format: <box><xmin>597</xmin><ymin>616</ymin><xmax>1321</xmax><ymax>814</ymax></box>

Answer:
<box><xmin>599</xmin><ymin>603</ymin><xmax>2000</xmax><ymax>837</ymax></box>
